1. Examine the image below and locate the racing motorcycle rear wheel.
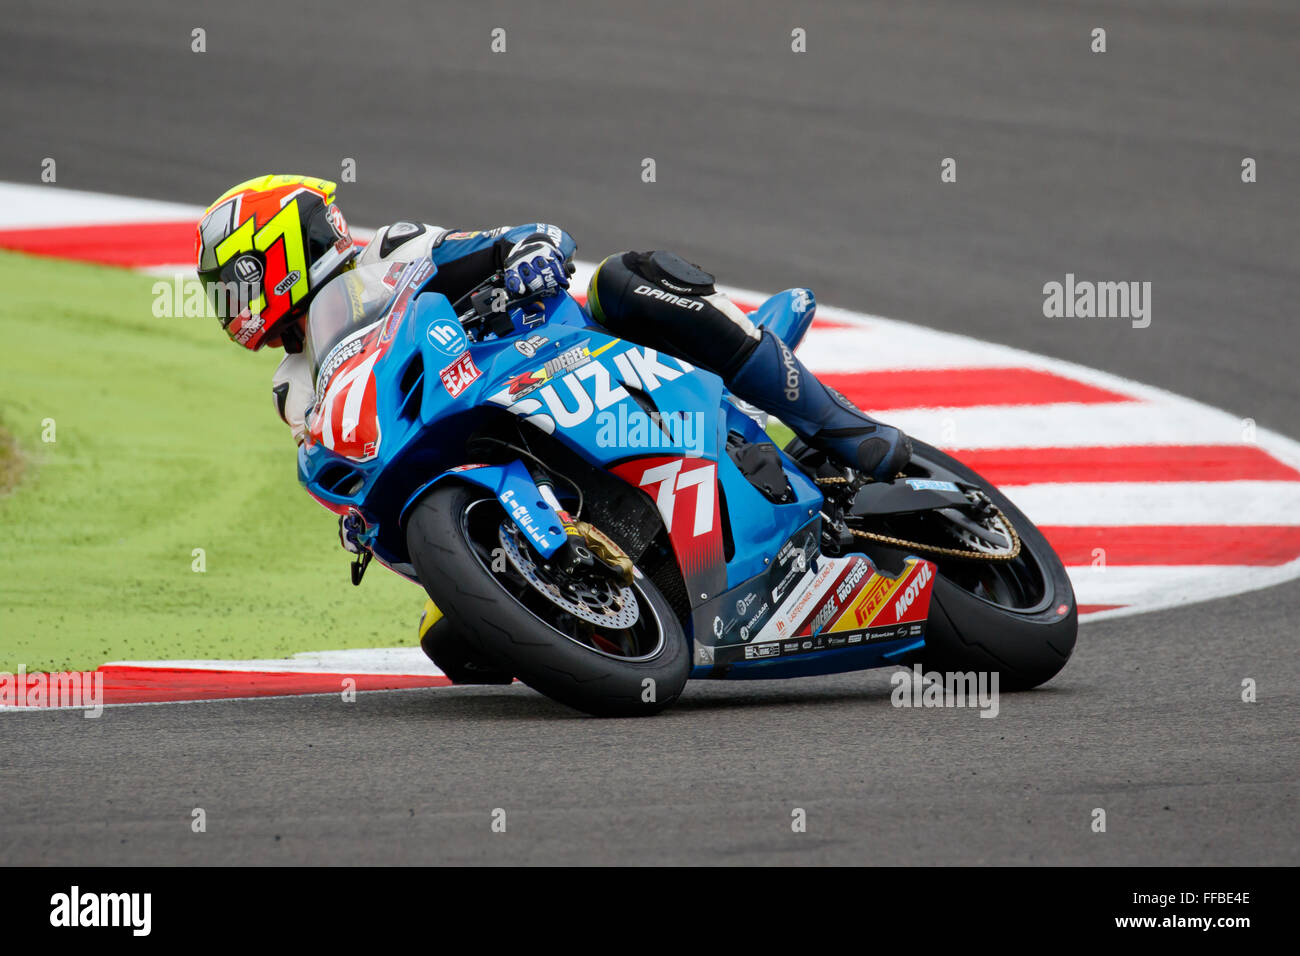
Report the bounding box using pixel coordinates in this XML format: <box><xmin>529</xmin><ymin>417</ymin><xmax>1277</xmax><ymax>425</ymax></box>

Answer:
<box><xmin>405</xmin><ymin>481</ymin><xmax>690</xmax><ymax>717</ymax></box>
<box><xmin>845</xmin><ymin>439</ymin><xmax>1078</xmax><ymax>689</ymax></box>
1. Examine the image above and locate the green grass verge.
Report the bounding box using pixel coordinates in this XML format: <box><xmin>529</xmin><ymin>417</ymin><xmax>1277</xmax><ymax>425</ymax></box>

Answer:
<box><xmin>0</xmin><ymin>420</ymin><xmax>22</xmax><ymax>495</ymax></box>
<box><xmin>0</xmin><ymin>251</ymin><xmax>422</xmax><ymax>672</ymax></box>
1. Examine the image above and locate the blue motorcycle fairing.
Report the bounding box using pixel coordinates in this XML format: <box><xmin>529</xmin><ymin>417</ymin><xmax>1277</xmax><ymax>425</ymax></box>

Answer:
<box><xmin>299</xmin><ymin>271</ymin><xmax>933</xmax><ymax>680</ymax></box>
<box><xmin>300</xmin><ymin>287</ymin><xmax>618</xmax><ymax>571</ymax></box>
<box><xmin>398</xmin><ymin>459</ymin><xmax>569</xmax><ymax>559</ymax></box>
<box><xmin>302</xmin><ymin>283</ymin><xmax>822</xmax><ymax>599</ymax></box>
<box><xmin>748</xmin><ymin>287</ymin><xmax>818</xmax><ymax>353</ymax></box>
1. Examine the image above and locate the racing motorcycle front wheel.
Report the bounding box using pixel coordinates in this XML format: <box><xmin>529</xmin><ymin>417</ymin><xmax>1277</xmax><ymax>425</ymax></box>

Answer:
<box><xmin>405</xmin><ymin>481</ymin><xmax>691</xmax><ymax>717</ymax></box>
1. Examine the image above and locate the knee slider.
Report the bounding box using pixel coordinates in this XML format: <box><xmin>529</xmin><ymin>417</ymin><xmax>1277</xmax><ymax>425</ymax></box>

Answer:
<box><xmin>588</xmin><ymin>250</ymin><xmax>717</xmax><ymax>328</ymax></box>
<box><xmin>637</xmin><ymin>251</ymin><xmax>716</xmax><ymax>295</ymax></box>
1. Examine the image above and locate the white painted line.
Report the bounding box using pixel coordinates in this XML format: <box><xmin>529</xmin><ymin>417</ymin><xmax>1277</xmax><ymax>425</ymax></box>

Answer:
<box><xmin>1068</xmin><ymin>562</ymin><xmax>1300</xmax><ymax>615</ymax></box>
<box><xmin>0</xmin><ymin>182</ymin><xmax>204</xmax><ymax>229</ymax></box>
<box><xmin>104</xmin><ymin>647</ymin><xmax>444</xmax><ymax>676</ymax></box>
<box><xmin>881</xmin><ymin>401</ymin><xmax>1250</xmax><ymax>449</ymax></box>
<box><xmin>798</xmin><ymin>323</ymin><xmax>1049</xmax><ymax>373</ymax></box>
<box><xmin>0</xmin><ymin>682</ymin><xmax>491</xmax><ymax>714</ymax></box>
<box><xmin>1004</xmin><ymin>481</ymin><xmax>1300</xmax><ymax>527</ymax></box>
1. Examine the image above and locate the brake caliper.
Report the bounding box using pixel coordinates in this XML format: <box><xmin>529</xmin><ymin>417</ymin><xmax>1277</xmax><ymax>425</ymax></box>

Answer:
<box><xmin>576</xmin><ymin>520</ymin><xmax>634</xmax><ymax>584</ymax></box>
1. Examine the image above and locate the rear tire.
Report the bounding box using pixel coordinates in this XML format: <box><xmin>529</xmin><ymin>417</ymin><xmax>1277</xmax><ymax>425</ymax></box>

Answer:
<box><xmin>866</xmin><ymin>441</ymin><xmax>1078</xmax><ymax>689</ymax></box>
<box><xmin>405</xmin><ymin>482</ymin><xmax>691</xmax><ymax>716</ymax></box>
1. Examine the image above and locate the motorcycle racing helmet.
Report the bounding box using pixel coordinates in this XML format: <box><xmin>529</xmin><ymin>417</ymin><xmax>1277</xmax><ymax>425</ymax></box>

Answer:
<box><xmin>195</xmin><ymin>174</ymin><xmax>358</xmax><ymax>352</ymax></box>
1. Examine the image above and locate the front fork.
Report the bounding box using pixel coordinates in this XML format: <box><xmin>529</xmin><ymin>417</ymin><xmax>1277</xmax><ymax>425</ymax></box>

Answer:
<box><xmin>531</xmin><ymin>467</ymin><xmax>593</xmax><ymax>574</ymax></box>
<box><xmin>529</xmin><ymin>466</ymin><xmax>634</xmax><ymax>584</ymax></box>
<box><xmin>398</xmin><ymin>458</ymin><xmax>634</xmax><ymax>585</ymax></box>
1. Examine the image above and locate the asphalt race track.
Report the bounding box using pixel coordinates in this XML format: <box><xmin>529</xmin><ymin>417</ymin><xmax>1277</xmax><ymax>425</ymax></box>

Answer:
<box><xmin>2</xmin><ymin>1</ymin><xmax>1297</xmax><ymax>864</ymax></box>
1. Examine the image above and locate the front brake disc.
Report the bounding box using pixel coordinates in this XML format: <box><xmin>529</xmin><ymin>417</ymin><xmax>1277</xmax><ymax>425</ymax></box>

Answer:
<box><xmin>497</xmin><ymin>525</ymin><xmax>640</xmax><ymax>628</ymax></box>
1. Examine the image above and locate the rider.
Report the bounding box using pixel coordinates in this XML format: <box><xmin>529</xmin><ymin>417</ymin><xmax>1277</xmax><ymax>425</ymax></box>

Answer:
<box><xmin>195</xmin><ymin>174</ymin><xmax>911</xmax><ymax>661</ymax></box>
<box><xmin>195</xmin><ymin>174</ymin><xmax>911</xmax><ymax>474</ymax></box>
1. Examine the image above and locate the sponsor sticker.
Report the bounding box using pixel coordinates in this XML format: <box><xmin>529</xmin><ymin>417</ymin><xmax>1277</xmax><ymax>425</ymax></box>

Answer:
<box><xmin>505</xmin><ymin>344</ymin><xmax>590</xmax><ymax>399</ymax></box>
<box><xmin>327</xmin><ymin>204</ymin><xmax>349</xmax><ymax>239</ymax></box>
<box><xmin>381</xmin><ymin>262</ymin><xmax>406</xmax><ymax>287</ymax></box>
<box><xmin>232</xmin><ymin>254</ymin><xmax>262</xmax><ymax>284</ymax></box>
<box><xmin>892</xmin><ymin>561</ymin><xmax>934</xmax><ymax>622</ymax></box>
<box><xmin>514</xmin><ymin>334</ymin><xmax>548</xmax><ymax>357</ymax></box>
<box><xmin>835</xmin><ymin>560</ymin><xmax>869</xmax><ymax>602</ymax></box>
<box><xmin>426</xmin><ymin>318</ymin><xmax>467</xmax><ymax>356</ymax></box>
<box><xmin>905</xmin><ymin>478</ymin><xmax>960</xmax><ymax>493</ymax></box>
<box><xmin>380</xmin><ymin>259</ymin><xmax>434</xmax><ymax>342</ymax></box>
<box><xmin>773</xmin><ymin>558</ymin><xmax>841</xmax><ymax>635</ymax></box>
<box><xmin>314</xmin><ymin>336</ymin><xmax>366</xmax><ymax>397</ymax></box>
<box><xmin>842</xmin><ymin>574</ymin><xmax>895</xmax><ymax>630</ymax></box>
<box><xmin>440</xmin><ymin>352</ymin><xmax>481</xmax><ymax>398</ymax></box>
<box><xmin>544</xmin><ymin>343</ymin><xmax>591</xmax><ymax>377</ymax></box>
<box><xmin>233</xmin><ymin>314</ymin><xmax>263</xmax><ymax>345</ymax></box>
<box><xmin>499</xmin><ymin>488</ymin><xmax>554</xmax><ymax>552</ymax></box>
<box><xmin>492</xmin><ymin>345</ymin><xmax>693</xmax><ymax>433</ymax></box>
<box><xmin>809</xmin><ymin>598</ymin><xmax>837</xmax><ymax>634</ymax></box>
<box><xmin>273</xmin><ymin>270</ymin><xmax>301</xmax><ymax>296</ymax></box>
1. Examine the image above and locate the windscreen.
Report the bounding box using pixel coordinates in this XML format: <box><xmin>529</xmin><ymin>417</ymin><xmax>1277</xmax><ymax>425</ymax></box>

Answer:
<box><xmin>304</xmin><ymin>263</ymin><xmax>400</xmax><ymax>378</ymax></box>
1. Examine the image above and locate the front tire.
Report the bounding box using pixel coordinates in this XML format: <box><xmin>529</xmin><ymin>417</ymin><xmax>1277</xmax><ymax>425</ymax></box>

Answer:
<box><xmin>405</xmin><ymin>482</ymin><xmax>691</xmax><ymax>716</ymax></box>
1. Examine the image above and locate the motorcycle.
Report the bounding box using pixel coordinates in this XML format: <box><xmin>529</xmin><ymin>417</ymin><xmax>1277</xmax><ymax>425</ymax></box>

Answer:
<box><xmin>298</xmin><ymin>257</ymin><xmax>1077</xmax><ymax>716</ymax></box>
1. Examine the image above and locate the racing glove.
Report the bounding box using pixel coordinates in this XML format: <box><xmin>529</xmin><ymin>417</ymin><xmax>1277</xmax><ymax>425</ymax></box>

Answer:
<box><xmin>502</xmin><ymin>237</ymin><xmax>570</xmax><ymax>302</ymax></box>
